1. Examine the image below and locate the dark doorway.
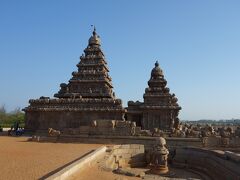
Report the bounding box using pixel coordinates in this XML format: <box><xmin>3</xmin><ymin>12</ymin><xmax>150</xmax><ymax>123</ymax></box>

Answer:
<box><xmin>132</xmin><ymin>114</ymin><xmax>142</xmax><ymax>127</ymax></box>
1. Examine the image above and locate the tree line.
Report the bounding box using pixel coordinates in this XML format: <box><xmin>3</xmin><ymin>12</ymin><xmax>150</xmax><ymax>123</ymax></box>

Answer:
<box><xmin>0</xmin><ymin>105</ymin><xmax>25</xmax><ymax>128</ymax></box>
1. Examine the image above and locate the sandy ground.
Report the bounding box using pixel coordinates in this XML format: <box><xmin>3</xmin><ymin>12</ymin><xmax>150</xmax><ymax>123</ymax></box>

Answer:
<box><xmin>0</xmin><ymin>136</ymin><xmax>101</xmax><ymax>180</ymax></box>
<box><xmin>69</xmin><ymin>163</ymin><xmax>139</xmax><ymax>180</ymax></box>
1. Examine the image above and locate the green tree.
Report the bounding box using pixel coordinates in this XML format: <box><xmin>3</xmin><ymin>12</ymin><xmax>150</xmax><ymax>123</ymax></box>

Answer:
<box><xmin>0</xmin><ymin>106</ymin><xmax>25</xmax><ymax>128</ymax></box>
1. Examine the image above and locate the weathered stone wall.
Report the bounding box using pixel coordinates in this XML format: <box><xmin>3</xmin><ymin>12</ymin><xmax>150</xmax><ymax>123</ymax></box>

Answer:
<box><xmin>203</xmin><ymin>136</ymin><xmax>240</xmax><ymax>148</ymax></box>
<box><xmin>230</xmin><ymin>137</ymin><xmax>240</xmax><ymax>147</ymax></box>
<box><xmin>25</xmin><ymin>111</ymin><xmax>124</xmax><ymax>133</ymax></box>
<box><xmin>61</xmin><ymin>120</ymin><xmax>140</xmax><ymax>136</ymax></box>
<box><xmin>174</xmin><ymin>147</ymin><xmax>240</xmax><ymax>180</ymax></box>
<box><xmin>142</xmin><ymin>110</ymin><xmax>173</xmax><ymax>131</ymax></box>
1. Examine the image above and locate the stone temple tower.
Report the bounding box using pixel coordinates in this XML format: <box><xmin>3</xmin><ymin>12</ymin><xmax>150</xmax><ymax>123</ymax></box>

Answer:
<box><xmin>54</xmin><ymin>27</ymin><xmax>114</xmax><ymax>99</ymax></box>
<box><xmin>24</xmin><ymin>28</ymin><xmax>125</xmax><ymax>133</ymax></box>
<box><xmin>127</xmin><ymin>61</ymin><xmax>181</xmax><ymax>131</ymax></box>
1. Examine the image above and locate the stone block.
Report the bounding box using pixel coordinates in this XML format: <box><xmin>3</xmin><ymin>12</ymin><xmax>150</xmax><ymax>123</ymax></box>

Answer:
<box><xmin>113</xmin><ymin>145</ymin><xmax>121</xmax><ymax>149</ymax></box>
<box><xmin>115</xmin><ymin>121</ymin><xmax>130</xmax><ymax>128</ymax></box>
<box><xmin>62</xmin><ymin>128</ymin><xmax>70</xmax><ymax>135</ymax></box>
<box><xmin>203</xmin><ymin>136</ymin><xmax>221</xmax><ymax>147</ymax></box>
<box><xmin>120</xmin><ymin>144</ymin><xmax>131</xmax><ymax>149</ymax></box>
<box><xmin>79</xmin><ymin>126</ymin><xmax>90</xmax><ymax>134</ymax></box>
<box><xmin>89</xmin><ymin>127</ymin><xmax>114</xmax><ymax>135</ymax></box>
<box><xmin>112</xmin><ymin>149</ymin><xmax>122</xmax><ymax>155</ymax></box>
<box><xmin>135</xmin><ymin>127</ymin><xmax>142</xmax><ymax>134</ymax></box>
<box><xmin>68</xmin><ymin>128</ymin><xmax>79</xmax><ymax>135</ymax></box>
<box><xmin>96</xmin><ymin>120</ymin><xmax>116</xmax><ymax>128</ymax></box>
<box><xmin>121</xmin><ymin>153</ymin><xmax>132</xmax><ymax>159</ymax></box>
<box><xmin>229</xmin><ymin>137</ymin><xmax>240</xmax><ymax>147</ymax></box>
<box><xmin>130</xmin><ymin>144</ymin><xmax>143</xmax><ymax>149</ymax></box>
<box><xmin>115</xmin><ymin>148</ymin><xmax>131</xmax><ymax>154</ymax></box>
<box><xmin>133</xmin><ymin>148</ymin><xmax>144</xmax><ymax>154</ymax></box>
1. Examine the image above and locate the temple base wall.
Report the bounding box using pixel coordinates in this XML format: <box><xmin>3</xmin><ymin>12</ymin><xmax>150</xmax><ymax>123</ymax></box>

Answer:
<box><xmin>25</xmin><ymin>110</ymin><xmax>124</xmax><ymax>132</ymax></box>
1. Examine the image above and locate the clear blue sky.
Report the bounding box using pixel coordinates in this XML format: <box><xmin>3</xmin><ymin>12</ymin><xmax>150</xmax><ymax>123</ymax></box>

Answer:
<box><xmin>0</xmin><ymin>0</ymin><xmax>240</xmax><ymax>120</ymax></box>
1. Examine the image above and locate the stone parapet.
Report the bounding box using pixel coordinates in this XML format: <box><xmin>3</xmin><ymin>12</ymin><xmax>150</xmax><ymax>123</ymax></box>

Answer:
<box><xmin>32</xmin><ymin>135</ymin><xmax>203</xmax><ymax>149</ymax></box>
<box><xmin>174</xmin><ymin>147</ymin><xmax>240</xmax><ymax>180</ymax></box>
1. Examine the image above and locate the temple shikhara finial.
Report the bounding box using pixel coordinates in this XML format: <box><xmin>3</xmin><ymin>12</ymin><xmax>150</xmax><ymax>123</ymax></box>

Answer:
<box><xmin>151</xmin><ymin>60</ymin><xmax>164</xmax><ymax>79</ymax></box>
<box><xmin>89</xmin><ymin>25</ymin><xmax>101</xmax><ymax>46</ymax></box>
<box><xmin>91</xmin><ymin>25</ymin><xmax>97</xmax><ymax>35</ymax></box>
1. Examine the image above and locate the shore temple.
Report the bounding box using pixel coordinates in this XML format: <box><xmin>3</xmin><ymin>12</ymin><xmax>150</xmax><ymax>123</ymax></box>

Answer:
<box><xmin>24</xmin><ymin>28</ymin><xmax>181</xmax><ymax>133</ymax></box>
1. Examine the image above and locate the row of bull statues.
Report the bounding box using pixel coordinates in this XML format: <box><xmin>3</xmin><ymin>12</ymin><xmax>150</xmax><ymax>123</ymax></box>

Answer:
<box><xmin>170</xmin><ymin>123</ymin><xmax>240</xmax><ymax>138</ymax></box>
<box><xmin>46</xmin><ymin>119</ymin><xmax>240</xmax><ymax>140</ymax></box>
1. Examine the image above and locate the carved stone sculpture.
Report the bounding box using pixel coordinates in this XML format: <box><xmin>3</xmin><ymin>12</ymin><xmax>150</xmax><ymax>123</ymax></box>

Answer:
<box><xmin>152</xmin><ymin>128</ymin><xmax>164</xmax><ymax>137</ymax></box>
<box><xmin>219</xmin><ymin>127</ymin><xmax>231</xmax><ymax>138</ymax></box>
<box><xmin>48</xmin><ymin>128</ymin><xmax>61</xmax><ymax>137</ymax></box>
<box><xmin>186</xmin><ymin>128</ymin><xmax>201</xmax><ymax>138</ymax></box>
<box><xmin>201</xmin><ymin>124</ymin><xmax>216</xmax><ymax>137</ymax></box>
<box><xmin>148</xmin><ymin>137</ymin><xmax>169</xmax><ymax>175</ymax></box>
<box><xmin>171</xmin><ymin>128</ymin><xmax>186</xmax><ymax>137</ymax></box>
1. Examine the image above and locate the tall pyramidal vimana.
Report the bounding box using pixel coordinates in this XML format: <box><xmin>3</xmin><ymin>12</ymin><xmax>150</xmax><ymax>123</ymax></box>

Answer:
<box><xmin>24</xmin><ymin>28</ymin><xmax>125</xmax><ymax>132</ymax></box>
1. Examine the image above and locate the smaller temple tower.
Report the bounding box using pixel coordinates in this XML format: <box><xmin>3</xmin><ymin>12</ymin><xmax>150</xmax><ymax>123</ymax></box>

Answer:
<box><xmin>127</xmin><ymin>61</ymin><xmax>181</xmax><ymax>131</ymax></box>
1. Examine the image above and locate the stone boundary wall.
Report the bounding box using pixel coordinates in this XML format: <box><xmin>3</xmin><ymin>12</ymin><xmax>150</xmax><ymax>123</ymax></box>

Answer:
<box><xmin>230</xmin><ymin>137</ymin><xmax>240</xmax><ymax>147</ymax></box>
<box><xmin>32</xmin><ymin>135</ymin><xmax>202</xmax><ymax>149</ymax></box>
<box><xmin>202</xmin><ymin>136</ymin><xmax>240</xmax><ymax>147</ymax></box>
<box><xmin>174</xmin><ymin>147</ymin><xmax>240</xmax><ymax>180</ymax></box>
<box><xmin>45</xmin><ymin>146</ymin><xmax>107</xmax><ymax>180</ymax></box>
<box><xmin>32</xmin><ymin>135</ymin><xmax>240</xmax><ymax>149</ymax></box>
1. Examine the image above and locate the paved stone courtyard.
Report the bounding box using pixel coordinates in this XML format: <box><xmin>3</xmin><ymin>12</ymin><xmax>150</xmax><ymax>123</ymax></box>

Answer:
<box><xmin>0</xmin><ymin>136</ymin><xmax>101</xmax><ymax>180</ymax></box>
